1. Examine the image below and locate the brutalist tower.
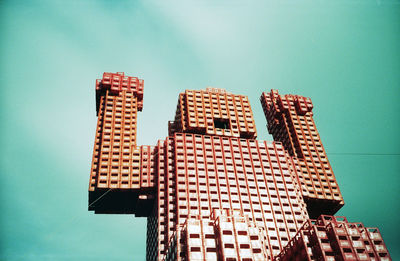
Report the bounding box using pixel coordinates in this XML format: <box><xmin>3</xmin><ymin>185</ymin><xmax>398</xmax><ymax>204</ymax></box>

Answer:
<box><xmin>89</xmin><ymin>72</ymin><xmax>391</xmax><ymax>260</ymax></box>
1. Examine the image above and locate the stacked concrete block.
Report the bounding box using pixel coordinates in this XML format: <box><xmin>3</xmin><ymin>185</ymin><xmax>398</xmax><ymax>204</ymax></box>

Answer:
<box><xmin>261</xmin><ymin>90</ymin><xmax>343</xmax><ymax>217</ymax></box>
<box><xmin>275</xmin><ymin>215</ymin><xmax>391</xmax><ymax>261</ymax></box>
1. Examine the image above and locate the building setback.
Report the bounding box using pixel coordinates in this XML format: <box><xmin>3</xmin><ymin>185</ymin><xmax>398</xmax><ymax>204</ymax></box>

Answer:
<box><xmin>88</xmin><ymin>72</ymin><xmax>391</xmax><ymax>260</ymax></box>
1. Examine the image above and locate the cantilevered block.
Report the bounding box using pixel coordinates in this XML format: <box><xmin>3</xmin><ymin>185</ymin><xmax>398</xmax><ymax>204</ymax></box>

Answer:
<box><xmin>275</xmin><ymin>215</ymin><xmax>391</xmax><ymax>261</ymax></box>
<box><xmin>164</xmin><ymin>210</ymin><xmax>270</xmax><ymax>261</ymax></box>
<box><xmin>169</xmin><ymin>88</ymin><xmax>257</xmax><ymax>139</ymax></box>
<box><xmin>89</xmin><ymin>72</ymin><xmax>155</xmax><ymax>214</ymax></box>
<box><xmin>261</xmin><ymin>90</ymin><xmax>344</xmax><ymax>218</ymax></box>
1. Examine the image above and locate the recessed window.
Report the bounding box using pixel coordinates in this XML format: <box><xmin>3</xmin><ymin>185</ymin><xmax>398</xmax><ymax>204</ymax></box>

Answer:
<box><xmin>214</xmin><ymin>118</ymin><xmax>230</xmax><ymax>129</ymax></box>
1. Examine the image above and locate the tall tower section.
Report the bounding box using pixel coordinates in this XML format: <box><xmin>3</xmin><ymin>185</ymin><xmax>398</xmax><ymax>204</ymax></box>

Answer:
<box><xmin>260</xmin><ymin>90</ymin><xmax>344</xmax><ymax>217</ymax></box>
<box><xmin>149</xmin><ymin>87</ymin><xmax>310</xmax><ymax>260</ymax></box>
<box><xmin>89</xmin><ymin>72</ymin><xmax>155</xmax><ymax>215</ymax></box>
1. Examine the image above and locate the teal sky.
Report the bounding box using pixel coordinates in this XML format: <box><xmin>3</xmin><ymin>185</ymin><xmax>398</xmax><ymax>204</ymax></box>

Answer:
<box><xmin>1</xmin><ymin>1</ymin><xmax>399</xmax><ymax>260</ymax></box>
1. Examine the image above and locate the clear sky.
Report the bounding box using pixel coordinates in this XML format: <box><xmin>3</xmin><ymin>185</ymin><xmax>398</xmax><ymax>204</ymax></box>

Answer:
<box><xmin>1</xmin><ymin>0</ymin><xmax>399</xmax><ymax>260</ymax></box>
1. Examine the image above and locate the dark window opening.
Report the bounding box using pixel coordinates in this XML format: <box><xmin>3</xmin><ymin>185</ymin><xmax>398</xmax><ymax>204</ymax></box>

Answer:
<box><xmin>214</xmin><ymin>118</ymin><xmax>230</xmax><ymax>129</ymax></box>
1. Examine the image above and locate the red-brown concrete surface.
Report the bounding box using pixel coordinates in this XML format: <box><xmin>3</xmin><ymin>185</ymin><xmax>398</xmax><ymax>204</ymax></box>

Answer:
<box><xmin>88</xmin><ymin>73</ymin><xmax>391</xmax><ymax>261</ymax></box>
<box><xmin>275</xmin><ymin>215</ymin><xmax>391</xmax><ymax>261</ymax></box>
<box><xmin>261</xmin><ymin>90</ymin><xmax>344</xmax><ymax>218</ymax></box>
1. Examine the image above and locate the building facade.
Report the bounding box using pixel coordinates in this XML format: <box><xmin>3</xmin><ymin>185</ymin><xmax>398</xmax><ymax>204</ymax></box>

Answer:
<box><xmin>89</xmin><ymin>72</ymin><xmax>391</xmax><ymax>260</ymax></box>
